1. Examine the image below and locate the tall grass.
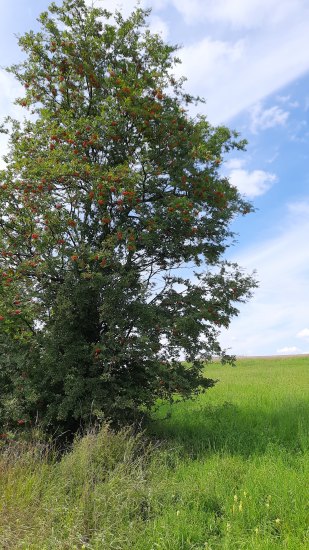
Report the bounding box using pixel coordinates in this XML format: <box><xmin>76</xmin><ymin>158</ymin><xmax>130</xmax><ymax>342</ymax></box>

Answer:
<box><xmin>0</xmin><ymin>356</ymin><xmax>308</xmax><ymax>549</ymax></box>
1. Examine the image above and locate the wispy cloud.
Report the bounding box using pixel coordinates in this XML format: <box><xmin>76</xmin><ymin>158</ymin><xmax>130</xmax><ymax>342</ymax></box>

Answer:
<box><xmin>168</xmin><ymin>0</ymin><xmax>307</xmax><ymax>28</ymax></box>
<box><xmin>0</xmin><ymin>70</ymin><xmax>23</xmax><ymax>116</ymax></box>
<box><xmin>297</xmin><ymin>328</ymin><xmax>309</xmax><ymax>339</ymax></box>
<box><xmin>148</xmin><ymin>15</ymin><xmax>169</xmax><ymax>39</ymax></box>
<box><xmin>220</xmin><ymin>199</ymin><xmax>309</xmax><ymax>355</ymax></box>
<box><xmin>276</xmin><ymin>346</ymin><xmax>301</xmax><ymax>354</ymax></box>
<box><xmin>0</xmin><ymin>70</ymin><xmax>23</xmax><ymax>167</ymax></box>
<box><xmin>249</xmin><ymin>103</ymin><xmax>289</xmax><ymax>134</ymax></box>
<box><xmin>172</xmin><ymin>0</ymin><xmax>309</xmax><ymax>123</ymax></box>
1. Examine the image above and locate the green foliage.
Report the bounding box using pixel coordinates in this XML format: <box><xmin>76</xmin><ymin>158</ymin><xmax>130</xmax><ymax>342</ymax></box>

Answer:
<box><xmin>0</xmin><ymin>357</ymin><xmax>308</xmax><ymax>549</ymax></box>
<box><xmin>0</xmin><ymin>0</ymin><xmax>256</xmax><ymax>432</ymax></box>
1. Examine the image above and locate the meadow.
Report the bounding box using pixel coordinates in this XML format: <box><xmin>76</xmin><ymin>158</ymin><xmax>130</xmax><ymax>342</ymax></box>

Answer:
<box><xmin>0</xmin><ymin>356</ymin><xmax>308</xmax><ymax>549</ymax></box>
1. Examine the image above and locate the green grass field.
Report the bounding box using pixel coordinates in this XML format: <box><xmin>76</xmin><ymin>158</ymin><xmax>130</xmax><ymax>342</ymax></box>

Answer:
<box><xmin>0</xmin><ymin>356</ymin><xmax>308</xmax><ymax>549</ymax></box>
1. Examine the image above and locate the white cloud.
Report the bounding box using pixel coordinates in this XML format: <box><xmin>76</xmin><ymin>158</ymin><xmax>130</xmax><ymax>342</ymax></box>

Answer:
<box><xmin>266</xmin><ymin>150</ymin><xmax>279</xmax><ymax>164</ymax></box>
<box><xmin>0</xmin><ymin>135</ymin><xmax>9</xmax><ymax>170</ymax></box>
<box><xmin>276</xmin><ymin>346</ymin><xmax>301</xmax><ymax>354</ymax></box>
<box><xmin>170</xmin><ymin>0</ymin><xmax>306</xmax><ymax>28</ymax></box>
<box><xmin>226</xmin><ymin>158</ymin><xmax>245</xmax><ymax>170</ymax></box>
<box><xmin>173</xmin><ymin>0</ymin><xmax>309</xmax><ymax>123</ymax></box>
<box><xmin>297</xmin><ymin>328</ymin><xmax>309</xmax><ymax>339</ymax></box>
<box><xmin>151</xmin><ymin>0</ymin><xmax>169</xmax><ymax>8</ymax></box>
<box><xmin>176</xmin><ymin>37</ymin><xmax>245</xmax><ymax>89</ymax></box>
<box><xmin>250</xmin><ymin>103</ymin><xmax>289</xmax><ymax>134</ymax></box>
<box><xmin>287</xmin><ymin>200</ymin><xmax>309</xmax><ymax>216</ymax></box>
<box><xmin>89</xmin><ymin>0</ymin><xmax>309</xmax><ymax>33</ymax></box>
<box><xmin>220</xmin><ymin>199</ymin><xmax>309</xmax><ymax>355</ymax></box>
<box><xmin>168</xmin><ymin>0</ymin><xmax>204</xmax><ymax>24</ymax></box>
<box><xmin>277</xmin><ymin>95</ymin><xmax>291</xmax><ymax>103</ymax></box>
<box><xmin>0</xmin><ymin>70</ymin><xmax>24</xmax><ymax>167</ymax></box>
<box><xmin>224</xmin><ymin>159</ymin><xmax>277</xmax><ymax>198</ymax></box>
<box><xmin>0</xmin><ymin>70</ymin><xmax>23</xmax><ymax>115</ymax></box>
<box><xmin>228</xmin><ymin>167</ymin><xmax>277</xmax><ymax>198</ymax></box>
<box><xmin>277</xmin><ymin>96</ymin><xmax>300</xmax><ymax>109</ymax></box>
<box><xmin>148</xmin><ymin>15</ymin><xmax>169</xmax><ymax>40</ymax></box>
<box><xmin>177</xmin><ymin>25</ymin><xmax>309</xmax><ymax>123</ymax></box>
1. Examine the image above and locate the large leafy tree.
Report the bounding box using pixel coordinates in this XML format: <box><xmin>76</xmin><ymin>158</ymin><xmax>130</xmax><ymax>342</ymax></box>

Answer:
<box><xmin>0</xmin><ymin>0</ymin><xmax>256</xmax><ymax>432</ymax></box>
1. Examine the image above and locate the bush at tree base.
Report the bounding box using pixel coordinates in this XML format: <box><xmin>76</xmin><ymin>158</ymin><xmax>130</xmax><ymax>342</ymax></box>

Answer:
<box><xmin>0</xmin><ymin>0</ymin><xmax>257</xmax><ymax>434</ymax></box>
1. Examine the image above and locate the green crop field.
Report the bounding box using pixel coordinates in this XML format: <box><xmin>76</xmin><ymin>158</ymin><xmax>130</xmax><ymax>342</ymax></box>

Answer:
<box><xmin>0</xmin><ymin>356</ymin><xmax>308</xmax><ymax>549</ymax></box>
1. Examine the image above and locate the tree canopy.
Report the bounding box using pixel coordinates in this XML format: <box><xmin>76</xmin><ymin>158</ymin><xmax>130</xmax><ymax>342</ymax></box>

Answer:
<box><xmin>0</xmin><ymin>0</ymin><xmax>256</xmax><ymax>433</ymax></box>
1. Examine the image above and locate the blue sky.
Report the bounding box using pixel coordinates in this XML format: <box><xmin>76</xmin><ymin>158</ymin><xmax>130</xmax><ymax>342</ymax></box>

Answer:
<box><xmin>1</xmin><ymin>0</ymin><xmax>309</xmax><ymax>356</ymax></box>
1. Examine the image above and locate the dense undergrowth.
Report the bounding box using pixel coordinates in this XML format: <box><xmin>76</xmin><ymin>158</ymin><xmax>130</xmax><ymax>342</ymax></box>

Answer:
<box><xmin>0</xmin><ymin>357</ymin><xmax>308</xmax><ymax>549</ymax></box>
